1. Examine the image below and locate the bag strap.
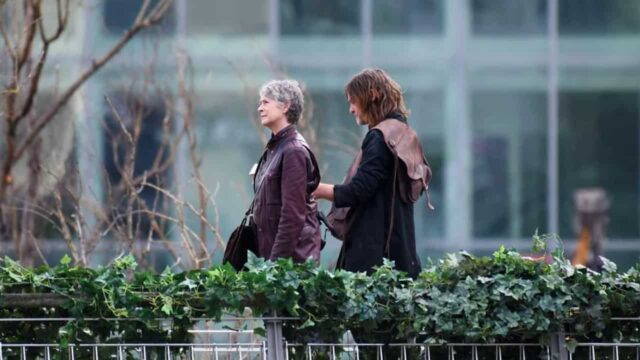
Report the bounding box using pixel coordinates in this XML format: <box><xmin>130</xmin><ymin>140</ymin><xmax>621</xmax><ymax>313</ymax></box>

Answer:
<box><xmin>384</xmin><ymin>151</ymin><xmax>400</xmax><ymax>258</ymax></box>
<box><xmin>245</xmin><ymin>145</ymin><xmax>282</xmax><ymax>219</ymax></box>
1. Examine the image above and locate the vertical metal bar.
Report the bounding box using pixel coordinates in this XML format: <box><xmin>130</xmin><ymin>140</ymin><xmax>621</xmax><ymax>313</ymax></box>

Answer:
<box><xmin>509</xmin><ymin>125</ymin><xmax>523</xmax><ymax>238</ymax></box>
<box><xmin>45</xmin><ymin>346</ymin><xmax>51</xmax><ymax>360</ymax></box>
<box><xmin>378</xmin><ymin>345</ymin><xmax>383</xmax><ymax>360</ymax></box>
<box><xmin>214</xmin><ymin>345</ymin><xmax>219</xmax><ymax>360</ymax></box>
<box><xmin>93</xmin><ymin>345</ymin><xmax>98</xmax><ymax>360</ymax></box>
<box><xmin>498</xmin><ymin>345</ymin><xmax>502</xmax><ymax>360</ymax></box>
<box><xmin>473</xmin><ymin>345</ymin><xmax>478</xmax><ymax>360</ymax></box>
<box><xmin>307</xmin><ymin>345</ymin><xmax>312</xmax><ymax>360</ymax></box>
<box><xmin>268</xmin><ymin>0</ymin><xmax>280</xmax><ymax>60</ymax></box>
<box><xmin>356</xmin><ymin>344</ymin><xmax>360</xmax><ymax>360</ymax></box>
<box><xmin>263</xmin><ymin>341</ymin><xmax>268</xmax><ymax>360</ymax></box>
<box><xmin>175</xmin><ymin>0</ymin><xmax>187</xmax><ymax>36</ymax></box>
<box><xmin>165</xmin><ymin>345</ymin><xmax>171</xmax><ymax>360</ymax></box>
<box><xmin>331</xmin><ymin>345</ymin><xmax>337</xmax><ymax>360</ymax></box>
<box><xmin>551</xmin><ymin>332</ymin><xmax>568</xmax><ymax>360</ymax></box>
<box><xmin>361</xmin><ymin>0</ymin><xmax>372</xmax><ymax>67</ymax></box>
<box><xmin>403</xmin><ymin>345</ymin><xmax>408</xmax><ymax>360</ymax></box>
<box><xmin>590</xmin><ymin>345</ymin><xmax>595</xmax><ymax>360</ymax></box>
<box><xmin>427</xmin><ymin>346</ymin><xmax>432</xmax><ymax>360</ymax></box>
<box><xmin>173</xmin><ymin>0</ymin><xmax>190</xmax><ymax>231</ymax></box>
<box><xmin>444</xmin><ymin>0</ymin><xmax>472</xmax><ymax>248</ymax></box>
<box><xmin>69</xmin><ymin>345</ymin><xmax>75</xmax><ymax>360</ymax></box>
<box><xmin>117</xmin><ymin>346</ymin><xmax>124</xmax><ymax>360</ymax></box>
<box><xmin>190</xmin><ymin>345</ymin><xmax>195</xmax><ymax>360</ymax></box>
<box><xmin>75</xmin><ymin>0</ymin><xmax>103</xmax><ymax>230</ymax></box>
<box><xmin>173</xmin><ymin>0</ymin><xmax>189</xmax><ymax>216</ymax></box>
<box><xmin>0</xmin><ymin>342</ymin><xmax>3</xmax><ymax>360</ymax></box>
<box><xmin>546</xmin><ymin>0</ymin><xmax>559</xmax><ymax>234</ymax></box>
<box><xmin>614</xmin><ymin>346</ymin><xmax>620</xmax><ymax>360</ymax></box>
<box><xmin>265</xmin><ymin>314</ymin><xmax>285</xmax><ymax>360</ymax></box>
<box><xmin>142</xmin><ymin>346</ymin><xmax>148</xmax><ymax>360</ymax></box>
<box><xmin>284</xmin><ymin>342</ymin><xmax>289</xmax><ymax>360</ymax></box>
<box><xmin>20</xmin><ymin>346</ymin><xmax>26</xmax><ymax>360</ymax></box>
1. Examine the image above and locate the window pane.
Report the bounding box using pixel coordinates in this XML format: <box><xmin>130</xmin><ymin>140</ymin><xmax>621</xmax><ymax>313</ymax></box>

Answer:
<box><xmin>103</xmin><ymin>0</ymin><xmax>175</xmax><ymax>35</ymax></box>
<box><xmin>311</xmin><ymin>92</ymin><xmax>360</xmax><ymax>185</ymax></box>
<box><xmin>559</xmin><ymin>0</ymin><xmax>640</xmax><ymax>34</ymax></box>
<box><xmin>186</xmin><ymin>0</ymin><xmax>268</xmax><ymax>35</ymax></box>
<box><xmin>373</xmin><ymin>0</ymin><xmax>443</xmax><ymax>35</ymax></box>
<box><xmin>472</xmin><ymin>91</ymin><xmax>548</xmax><ymax>238</ymax></box>
<box><xmin>404</xmin><ymin>90</ymin><xmax>445</xmax><ymax>239</ymax></box>
<box><xmin>0</xmin><ymin>94</ymin><xmax>77</xmax><ymax>240</ymax></box>
<box><xmin>280</xmin><ymin>0</ymin><xmax>360</xmax><ymax>35</ymax></box>
<box><xmin>102</xmin><ymin>95</ymin><xmax>171</xmax><ymax>236</ymax></box>
<box><xmin>471</xmin><ymin>0</ymin><xmax>547</xmax><ymax>35</ymax></box>
<box><xmin>194</xmin><ymin>92</ymin><xmax>263</xmax><ymax>241</ymax></box>
<box><xmin>559</xmin><ymin>92</ymin><xmax>640</xmax><ymax>239</ymax></box>
<box><xmin>279</xmin><ymin>1</ymin><xmax>362</xmax><ymax>60</ymax></box>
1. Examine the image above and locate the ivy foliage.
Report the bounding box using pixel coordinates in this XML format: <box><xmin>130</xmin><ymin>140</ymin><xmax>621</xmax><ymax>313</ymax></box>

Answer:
<box><xmin>1</xmin><ymin>244</ymin><xmax>640</xmax><ymax>349</ymax></box>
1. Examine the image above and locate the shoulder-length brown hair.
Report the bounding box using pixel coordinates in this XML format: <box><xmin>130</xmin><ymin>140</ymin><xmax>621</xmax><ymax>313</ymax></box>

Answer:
<box><xmin>345</xmin><ymin>68</ymin><xmax>409</xmax><ymax>127</ymax></box>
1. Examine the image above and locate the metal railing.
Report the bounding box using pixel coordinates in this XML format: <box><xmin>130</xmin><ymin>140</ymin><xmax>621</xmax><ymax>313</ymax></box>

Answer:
<box><xmin>2</xmin><ymin>318</ymin><xmax>640</xmax><ymax>359</ymax></box>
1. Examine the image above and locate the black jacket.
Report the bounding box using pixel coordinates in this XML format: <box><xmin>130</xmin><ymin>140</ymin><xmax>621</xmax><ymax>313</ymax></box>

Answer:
<box><xmin>333</xmin><ymin>118</ymin><xmax>422</xmax><ymax>278</ymax></box>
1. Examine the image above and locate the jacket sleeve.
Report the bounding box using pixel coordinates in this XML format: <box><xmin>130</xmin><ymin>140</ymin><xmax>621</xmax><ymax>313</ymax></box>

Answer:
<box><xmin>270</xmin><ymin>147</ymin><xmax>309</xmax><ymax>260</ymax></box>
<box><xmin>334</xmin><ymin>130</ymin><xmax>392</xmax><ymax>208</ymax></box>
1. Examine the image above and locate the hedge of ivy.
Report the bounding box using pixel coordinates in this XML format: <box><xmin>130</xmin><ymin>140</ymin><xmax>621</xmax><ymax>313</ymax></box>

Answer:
<box><xmin>1</xmin><ymin>240</ymin><xmax>640</xmax><ymax>351</ymax></box>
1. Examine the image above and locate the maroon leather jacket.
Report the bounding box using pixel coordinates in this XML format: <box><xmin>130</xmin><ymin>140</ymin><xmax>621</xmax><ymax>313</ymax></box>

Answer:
<box><xmin>253</xmin><ymin>125</ymin><xmax>321</xmax><ymax>262</ymax></box>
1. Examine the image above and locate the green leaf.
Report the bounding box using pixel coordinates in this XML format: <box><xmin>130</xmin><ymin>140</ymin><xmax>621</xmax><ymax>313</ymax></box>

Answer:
<box><xmin>60</xmin><ymin>254</ymin><xmax>72</xmax><ymax>266</ymax></box>
<box><xmin>253</xmin><ymin>327</ymin><xmax>267</xmax><ymax>337</ymax></box>
<box><xmin>566</xmin><ymin>337</ymin><xmax>578</xmax><ymax>353</ymax></box>
<box><xmin>601</xmin><ymin>257</ymin><xmax>617</xmax><ymax>273</ymax></box>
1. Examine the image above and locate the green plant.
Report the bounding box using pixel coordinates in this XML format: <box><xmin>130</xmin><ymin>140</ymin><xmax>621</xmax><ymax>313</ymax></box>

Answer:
<box><xmin>0</xmin><ymin>237</ymin><xmax>639</xmax><ymax>359</ymax></box>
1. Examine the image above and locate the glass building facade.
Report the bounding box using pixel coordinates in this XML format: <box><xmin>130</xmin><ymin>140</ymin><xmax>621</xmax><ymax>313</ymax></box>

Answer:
<box><xmin>17</xmin><ymin>0</ymin><xmax>640</xmax><ymax>267</ymax></box>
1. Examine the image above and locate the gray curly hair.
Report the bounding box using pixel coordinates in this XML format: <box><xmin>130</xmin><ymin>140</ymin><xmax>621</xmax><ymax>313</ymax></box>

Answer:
<box><xmin>259</xmin><ymin>79</ymin><xmax>304</xmax><ymax>124</ymax></box>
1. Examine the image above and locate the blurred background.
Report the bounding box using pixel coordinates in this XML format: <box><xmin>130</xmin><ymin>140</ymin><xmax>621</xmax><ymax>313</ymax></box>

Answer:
<box><xmin>1</xmin><ymin>0</ymin><xmax>640</xmax><ymax>270</ymax></box>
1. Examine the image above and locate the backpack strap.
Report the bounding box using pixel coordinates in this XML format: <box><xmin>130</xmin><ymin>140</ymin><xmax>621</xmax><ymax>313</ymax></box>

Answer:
<box><xmin>384</xmin><ymin>151</ymin><xmax>400</xmax><ymax>258</ymax></box>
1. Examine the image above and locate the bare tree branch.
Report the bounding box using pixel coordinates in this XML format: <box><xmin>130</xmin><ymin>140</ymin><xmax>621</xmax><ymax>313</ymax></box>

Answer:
<box><xmin>16</xmin><ymin>0</ymin><xmax>38</xmax><ymax>73</ymax></box>
<box><xmin>12</xmin><ymin>0</ymin><xmax>174</xmax><ymax>168</ymax></box>
<box><xmin>15</xmin><ymin>0</ymin><xmax>69</xmax><ymax>124</ymax></box>
<box><xmin>0</xmin><ymin>3</ymin><xmax>18</xmax><ymax>61</ymax></box>
<box><xmin>177</xmin><ymin>50</ymin><xmax>209</xmax><ymax>263</ymax></box>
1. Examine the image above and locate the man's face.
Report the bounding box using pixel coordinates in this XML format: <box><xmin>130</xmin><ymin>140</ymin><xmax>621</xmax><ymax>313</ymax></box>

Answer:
<box><xmin>258</xmin><ymin>96</ymin><xmax>287</xmax><ymax>130</ymax></box>
<box><xmin>347</xmin><ymin>95</ymin><xmax>365</xmax><ymax>126</ymax></box>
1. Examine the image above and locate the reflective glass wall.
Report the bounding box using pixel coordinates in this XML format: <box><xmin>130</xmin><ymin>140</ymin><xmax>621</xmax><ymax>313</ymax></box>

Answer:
<box><xmin>34</xmin><ymin>0</ymin><xmax>640</xmax><ymax>267</ymax></box>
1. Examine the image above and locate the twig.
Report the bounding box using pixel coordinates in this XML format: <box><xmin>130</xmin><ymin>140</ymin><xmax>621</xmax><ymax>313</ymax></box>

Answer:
<box><xmin>13</xmin><ymin>0</ymin><xmax>175</xmax><ymax>163</ymax></box>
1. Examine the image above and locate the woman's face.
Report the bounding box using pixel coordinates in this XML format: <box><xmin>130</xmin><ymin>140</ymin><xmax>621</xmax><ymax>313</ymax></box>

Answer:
<box><xmin>347</xmin><ymin>95</ymin><xmax>365</xmax><ymax>126</ymax></box>
<box><xmin>258</xmin><ymin>96</ymin><xmax>288</xmax><ymax>131</ymax></box>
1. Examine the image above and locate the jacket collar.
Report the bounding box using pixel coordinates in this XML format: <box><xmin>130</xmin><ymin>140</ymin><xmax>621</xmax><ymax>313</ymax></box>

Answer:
<box><xmin>368</xmin><ymin>112</ymin><xmax>407</xmax><ymax>129</ymax></box>
<box><xmin>267</xmin><ymin>124</ymin><xmax>296</xmax><ymax>149</ymax></box>
<box><xmin>385</xmin><ymin>111</ymin><xmax>407</xmax><ymax>123</ymax></box>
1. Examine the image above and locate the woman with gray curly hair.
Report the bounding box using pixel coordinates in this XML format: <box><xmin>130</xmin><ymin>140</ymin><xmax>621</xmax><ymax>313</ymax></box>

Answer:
<box><xmin>251</xmin><ymin>79</ymin><xmax>322</xmax><ymax>263</ymax></box>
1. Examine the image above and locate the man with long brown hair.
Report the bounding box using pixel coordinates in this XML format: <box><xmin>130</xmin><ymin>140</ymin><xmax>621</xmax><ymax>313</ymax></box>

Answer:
<box><xmin>314</xmin><ymin>68</ymin><xmax>431</xmax><ymax>279</ymax></box>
